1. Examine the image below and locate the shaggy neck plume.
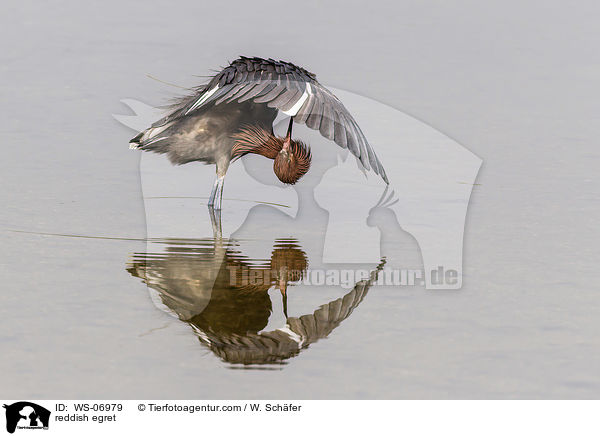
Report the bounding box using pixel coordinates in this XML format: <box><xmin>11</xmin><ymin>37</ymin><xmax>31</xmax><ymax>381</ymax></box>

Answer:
<box><xmin>231</xmin><ymin>124</ymin><xmax>311</xmax><ymax>185</ymax></box>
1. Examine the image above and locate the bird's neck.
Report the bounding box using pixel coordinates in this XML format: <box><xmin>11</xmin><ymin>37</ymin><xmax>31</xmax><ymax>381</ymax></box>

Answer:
<box><xmin>231</xmin><ymin>126</ymin><xmax>282</xmax><ymax>160</ymax></box>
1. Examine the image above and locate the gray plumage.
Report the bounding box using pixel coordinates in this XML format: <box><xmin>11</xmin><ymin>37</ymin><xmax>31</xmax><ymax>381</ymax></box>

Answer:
<box><xmin>131</xmin><ymin>57</ymin><xmax>387</xmax><ymax>180</ymax></box>
<box><xmin>130</xmin><ymin>57</ymin><xmax>388</xmax><ymax>209</ymax></box>
<box><xmin>127</xmin><ymin>238</ymin><xmax>385</xmax><ymax>366</ymax></box>
<box><xmin>131</xmin><ymin>100</ymin><xmax>276</xmax><ymax>169</ymax></box>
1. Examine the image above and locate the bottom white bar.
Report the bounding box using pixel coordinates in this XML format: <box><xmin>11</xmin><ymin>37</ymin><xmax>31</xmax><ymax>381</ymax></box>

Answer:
<box><xmin>1</xmin><ymin>400</ymin><xmax>597</xmax><ymax>435</ymax></box>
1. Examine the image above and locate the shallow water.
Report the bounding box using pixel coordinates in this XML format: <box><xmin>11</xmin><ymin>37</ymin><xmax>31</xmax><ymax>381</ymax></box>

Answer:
<box><xmin>2</xmin><ymin>1</ymin><xmax>600</xmax><ymax>399</ymax></box>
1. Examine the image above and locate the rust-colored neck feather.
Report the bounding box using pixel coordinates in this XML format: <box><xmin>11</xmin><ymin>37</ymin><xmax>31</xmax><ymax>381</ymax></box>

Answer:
<box><xmin>231</xmin><ymin>125</ymin><xmax>312</xmax><ymax>185</ymax></box>
<box><xmin>231</xmin><ymin>125</ymin><xmax>282</xmax><ymax>160</ymax></box>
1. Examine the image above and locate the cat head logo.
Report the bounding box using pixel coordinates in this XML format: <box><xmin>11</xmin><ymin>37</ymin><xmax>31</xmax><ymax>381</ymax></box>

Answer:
<box><xmin>3</xmin><ymin>402</ymin><xmax>50</xmax><ymax>434</ymax></box>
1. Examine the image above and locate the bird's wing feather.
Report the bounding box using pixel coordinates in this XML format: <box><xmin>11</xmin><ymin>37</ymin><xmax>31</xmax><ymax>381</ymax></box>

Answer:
<box><xmin>133</xmin><ymin>57</ymin><xmax>388</xmax><ymax>183</ymax></box>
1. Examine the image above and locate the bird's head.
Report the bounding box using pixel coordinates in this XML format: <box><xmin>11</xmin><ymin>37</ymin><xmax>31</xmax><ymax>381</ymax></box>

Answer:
<box><xmin>273</xmin><ymin>135</ymin><xmax>311</xmax><ymax>185</ymax></box>
<box><xmin>231</xmin><ymin>124</ymin><xmax>312</xmax><ymax>185</ymax></box>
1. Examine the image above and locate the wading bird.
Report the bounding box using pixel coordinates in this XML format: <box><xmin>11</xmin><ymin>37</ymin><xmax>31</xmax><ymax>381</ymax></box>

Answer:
<box><xmin>130</xmin><ymin>56</ymin><xmax>388</xmax><ymax>209</ymax></box>
<box><xmin>127</xmin><ymin>237</ymin><xmax>385</xmax><ymax>366</ymax></box>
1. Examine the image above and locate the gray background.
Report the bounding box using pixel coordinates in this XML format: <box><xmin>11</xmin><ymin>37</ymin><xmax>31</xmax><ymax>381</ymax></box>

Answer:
<box><xmin>1</xmin><ymin>0</ymin><xmax>599</xmax><ymax>398</ymax></box>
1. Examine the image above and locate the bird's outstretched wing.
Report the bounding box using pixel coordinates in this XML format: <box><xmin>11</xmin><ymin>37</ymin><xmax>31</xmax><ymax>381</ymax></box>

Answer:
<box><xmin>150</xmin><ymin>56</ymin><xmax>388</xmax><ymax>183</ymax></box>
<box><xmin>193</xmin><ymin>259</ymin><xmax>386</xmax><ymax>365</ymax></box>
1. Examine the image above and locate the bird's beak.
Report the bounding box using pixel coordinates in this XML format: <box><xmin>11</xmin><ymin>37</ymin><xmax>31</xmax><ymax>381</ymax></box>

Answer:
<box><xmin>282</xmin><ymin>118</ymin><xmax>293</xmax><ymax>152</ymax></box>
<box><xmin>285</xmin><ymin>116</ymin><xmax>294</xmax><ymax>139</ymax></box>
<box><xmin>279</xmin><ymin>279</ymin><xmax>288</xmax><ymax>318</ymax></box>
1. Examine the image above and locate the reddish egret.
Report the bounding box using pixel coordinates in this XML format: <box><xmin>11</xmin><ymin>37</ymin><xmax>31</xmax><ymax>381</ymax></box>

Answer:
<box><xmin>127</xmin><ymin>238</ymin><xmax>385</xmax><ymax>365</ymax></box>
<box><xmin>130</xmin><ymin>56</ymin><xmax>388</xmax><ymax>209</ymax></box>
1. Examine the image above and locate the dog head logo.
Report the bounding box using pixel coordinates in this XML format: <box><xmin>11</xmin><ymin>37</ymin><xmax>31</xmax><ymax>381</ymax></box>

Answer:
<box><xmin>3</xmin><ymin>402</ymin><xmax>50</xmax><ymax>433</ymax></box>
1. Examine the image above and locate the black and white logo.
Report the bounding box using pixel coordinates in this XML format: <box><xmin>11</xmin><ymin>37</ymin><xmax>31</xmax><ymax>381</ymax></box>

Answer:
<box><xmin>3</xmin><ymin>402</ymin><xmax>50</xmax><ymax>434</ymax></box>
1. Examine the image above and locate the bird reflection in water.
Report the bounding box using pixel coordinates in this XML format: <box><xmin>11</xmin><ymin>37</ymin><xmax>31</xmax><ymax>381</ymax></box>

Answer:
<box><xmin>127</xmin><ymin>234</ymin><xmax>384</xmax><ymax>368</ymax></box>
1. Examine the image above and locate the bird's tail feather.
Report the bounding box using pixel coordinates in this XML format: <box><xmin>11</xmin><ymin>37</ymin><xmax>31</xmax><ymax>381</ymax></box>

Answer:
<box><xmin>129</xmin><ymin>123</ymin><xmax>172</xmax><ymax>151</ymax></box>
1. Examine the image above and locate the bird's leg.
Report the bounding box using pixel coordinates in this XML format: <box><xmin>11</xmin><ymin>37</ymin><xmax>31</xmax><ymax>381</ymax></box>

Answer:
<box><xmin>208</xmin><ymin>206</ymin><xmax>222</xmax><ymax>239</ymax></box>
<box><xmin>207</xmin><ymin>175</ymin><xmax>225</xmax><ymax>209</ymax></box>
<box><xmin>213</xmin><ymin>175</ymin><xmax>225</xmax><ymax>210</ymax></box>
<box><xmin>208</xmin><ymin>176</ymin><xmax>219</xmax><ymax>207</ymax></box>
<box><xmin>209</xmin><ymin>160</ymin><xmax>228</xmax><ymax>210</ymax></box>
